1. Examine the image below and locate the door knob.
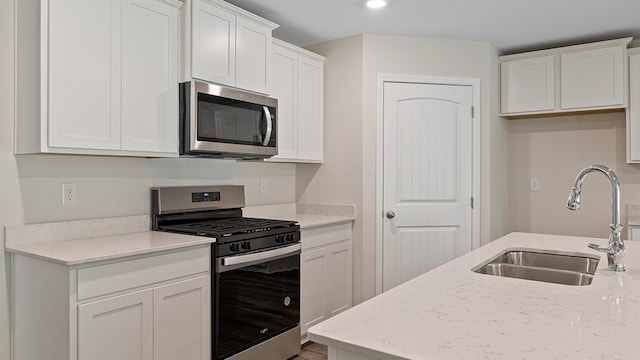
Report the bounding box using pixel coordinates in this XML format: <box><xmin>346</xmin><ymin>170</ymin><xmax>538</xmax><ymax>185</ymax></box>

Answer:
<box><xmin>386</xmin><ymin>211</ymin><xmax>396</xmax><ymax>219</ymax></box>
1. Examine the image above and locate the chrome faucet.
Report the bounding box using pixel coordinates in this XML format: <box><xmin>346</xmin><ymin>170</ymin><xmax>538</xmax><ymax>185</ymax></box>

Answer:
<box><xmin>566</xmin><ymin>164</ymin><xmax>624</xmax><ymax>272</ymax></box>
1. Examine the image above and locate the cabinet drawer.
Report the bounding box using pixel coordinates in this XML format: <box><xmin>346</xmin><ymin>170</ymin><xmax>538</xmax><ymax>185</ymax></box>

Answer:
<box><xmin>301</xmin><ymin>222</ymin><xmax>352</xmax><ymax>250</ymax></box>
<box><xmin>77</xmin><ymin>246</ymin><xmax>209</xmax><ymax>300</ymax></box>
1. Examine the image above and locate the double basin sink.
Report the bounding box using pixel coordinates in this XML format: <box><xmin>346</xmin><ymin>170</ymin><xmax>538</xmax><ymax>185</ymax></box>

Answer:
<box><xmin>472</xmin><ymin>248</ymin><xmax>600</xmax><ymax>286</ymax></box>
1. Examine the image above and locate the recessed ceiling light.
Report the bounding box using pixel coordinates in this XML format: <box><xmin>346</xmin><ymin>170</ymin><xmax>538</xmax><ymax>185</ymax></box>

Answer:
<box><xmin>366</xmin><ymin>0</ymin><xmax>387</xmax><ymax>9</ymax></box>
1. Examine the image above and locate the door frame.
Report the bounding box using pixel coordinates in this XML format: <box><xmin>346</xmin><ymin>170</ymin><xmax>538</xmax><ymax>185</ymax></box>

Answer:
<box><xmin>374</xmin><ymin>74</ymin><xmax>481</xmax><ymax>295</ymax></box>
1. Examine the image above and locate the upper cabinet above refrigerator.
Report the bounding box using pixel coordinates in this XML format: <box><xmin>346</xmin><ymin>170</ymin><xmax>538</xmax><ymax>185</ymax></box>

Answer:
<box><xmin>182</xmin><ymin>0</ymin><xmax>278</xmax><ymax>95</ymax></box>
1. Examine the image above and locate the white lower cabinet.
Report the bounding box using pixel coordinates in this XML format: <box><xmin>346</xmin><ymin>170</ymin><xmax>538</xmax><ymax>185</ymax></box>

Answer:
<box><xmin>300</xmin><ymin>222</ymin><xmax>353</xmax><ymax>341</ymax></box>
<box><xmin>78</xmin><ymin>289</ymin><xmax>154</xmax><ymax>360</ymax></box>
<box><xmin>12</xmin><ymin>246</ymin><xmax>211</xmax><ymax>360</ymax></box>
<box><xmin>154</xmin><ymin>277</ymin><xmax>211</xmax><ymax>360</ymax></box>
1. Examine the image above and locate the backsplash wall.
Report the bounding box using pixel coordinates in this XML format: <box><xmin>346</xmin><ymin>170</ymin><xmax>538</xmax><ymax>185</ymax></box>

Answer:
<box><xmin>16</xmin><ymin>155</ymin><xmax>295</xmax><ymax>224</ymax></box>
<box><xmin>508</xmin><ymin>111</ymin><xmax>640</xmax><ymax>239</ymax></box>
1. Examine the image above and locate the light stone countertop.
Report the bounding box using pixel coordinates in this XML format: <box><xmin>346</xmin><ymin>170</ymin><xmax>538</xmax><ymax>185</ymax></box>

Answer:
<box><xmin>5</xmin><ymin>231</ymin><xmax>212</xmax><ymax>266</ymax></box>
<box><xmin>243</xmin><ymin>203</ymin><xmax>355</xmax><ymax>228</ymax></box>
<box><xmin>308</xmin><ymin>232</ymin><xmax>640</xmax><ymax>360</ymax></box>
<box><xmin>4</xmin><ymin>215</ymin><xmax>213</xmax><ymax>266</ymax></box>
<box><xmin>4</xmin><ymin>203</ymin><xmax>355</xmax><ymax>266</ymax></box>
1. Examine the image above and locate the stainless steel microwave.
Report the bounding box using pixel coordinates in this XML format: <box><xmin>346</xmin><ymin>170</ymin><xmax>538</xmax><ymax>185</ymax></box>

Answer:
<box><xmin>179</xmin><ymin>81</ymin><xmax>278</xmax><ymax>159</ymax></box>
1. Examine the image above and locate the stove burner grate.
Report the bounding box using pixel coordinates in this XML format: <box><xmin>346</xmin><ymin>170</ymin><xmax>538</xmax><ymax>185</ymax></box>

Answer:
<box><xmin>160</xmin><ymin>217</ymin><xmax>297</xmax><ymax>237</ymax></box>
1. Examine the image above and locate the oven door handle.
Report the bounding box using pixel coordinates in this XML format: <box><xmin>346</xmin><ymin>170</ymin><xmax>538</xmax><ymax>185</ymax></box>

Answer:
<box><xmin>218</xmin><ymin>243</ymin><xmax>301</xmax><ymax>272</ymax></box>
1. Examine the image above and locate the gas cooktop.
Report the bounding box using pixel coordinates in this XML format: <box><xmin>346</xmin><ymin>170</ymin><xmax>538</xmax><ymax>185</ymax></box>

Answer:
<box><xmin>158</xmin><ymin>217</ymin><xmax>298</xmax><ymax>238</ymax></box>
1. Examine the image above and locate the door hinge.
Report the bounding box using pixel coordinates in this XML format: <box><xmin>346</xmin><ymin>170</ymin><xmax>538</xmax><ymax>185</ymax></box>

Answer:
<box><xmin>471</xmin><ymin>196</ymin><xmax>474</xmax><ymax>209</ymax></box>
<box><xmin>471</xmin><ymin>106</ymin><xmax>475</xmax><ymax>118</ymax></box>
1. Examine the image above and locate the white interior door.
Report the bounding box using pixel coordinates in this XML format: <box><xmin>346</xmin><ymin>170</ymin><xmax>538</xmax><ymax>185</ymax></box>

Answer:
<box><xmin>382</xmin><ymin>81</ymin><xmax>474</xmax><ymax>292</ymax></box>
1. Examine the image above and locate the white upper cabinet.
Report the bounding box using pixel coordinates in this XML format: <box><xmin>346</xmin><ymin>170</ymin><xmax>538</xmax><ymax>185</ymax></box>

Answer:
<box><xmin>268</xmin><ymin>39</ymin><xmax>325</xmax><ymax>163</ymax></box>
<box><xmin>16</xmin><ymin>0</ymin><xmax>181</xmax><ymax>157</ymax></box>
<box><xmin>184</xmin><ymin>0</ymin><xmax>277</xmax><ymax>94</ymax></box>
<box><xmin>500</xmin><ymin>38</ymin><xmax>632</xmax><ymax>117</ymax></box>
<box><xmin>561</xmin><ymin>45</ymin><xmax>626</xmax><ymax>110</ymax></box>
<box><xmin>627</xmin><ymin>48</ymin><xmax>640</xmax><ymax>162</ymax></box>
<box><xmin>500</xmin><ymin>55</ymin><xmax>555</xmax><ymax>114</ymax></box>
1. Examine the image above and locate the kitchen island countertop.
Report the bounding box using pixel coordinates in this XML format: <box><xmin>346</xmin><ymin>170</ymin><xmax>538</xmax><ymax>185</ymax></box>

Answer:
<box><xmin>309</xmin><ymin>232</ymin><xmax>640</xmax><ymax>360</ymax></box>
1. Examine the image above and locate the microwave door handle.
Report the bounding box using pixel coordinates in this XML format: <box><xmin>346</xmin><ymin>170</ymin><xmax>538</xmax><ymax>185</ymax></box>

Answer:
<box><xmin>262</xmin><ymin>106</ymin><xmax>273</xmax><ymax>146</ymax></box>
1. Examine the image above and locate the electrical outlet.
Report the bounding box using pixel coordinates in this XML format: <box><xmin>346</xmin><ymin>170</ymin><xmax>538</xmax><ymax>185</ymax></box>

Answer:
<box><xmin>260</xmin><ymin>179</ymin><xmax>268</xmax><ymax>194</ymax></box>
<box><xmin>62</xmin><ymin>183</ymin><xmax>77</xmax><ymax>205</ymax></box>
<box><xmin>529</xmin><ymin>177</ymin><xmax>540</xmax><ymax>192</ymax></box>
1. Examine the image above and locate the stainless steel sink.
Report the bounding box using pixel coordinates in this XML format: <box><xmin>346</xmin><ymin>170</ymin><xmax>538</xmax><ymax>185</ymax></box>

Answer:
<box><xmin>472</xmin><ymin>249</ymin><xmax>600</xmax><ymax>286</ymax></box>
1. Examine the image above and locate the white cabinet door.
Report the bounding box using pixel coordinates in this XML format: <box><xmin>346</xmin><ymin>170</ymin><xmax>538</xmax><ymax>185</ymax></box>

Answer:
<box><xmin>326</xmin><ymin>241</ymin><xmax>352</xmax><ymax>317</ymax></box>
<box><xmin>271</xmin><ymin>44</ymin><xmax>298</xmax><ymax>159</ymax></box>
<box><xmin>296</xmin><ymin>55</ymin><xmax>324</xmax><ymax>162</ymax></box>
<box><xmin>268</xmin><ymin>40</ymin><xmax>324</xmax><ymax>163</ymax></box>
<box><xmin>627</xmin><ymin>52</ymin><xmax>640</xmax><ymax>162</ymax></box>
<box><xmin>78</xmin><ymin>289</ymin><xmax>154</xmax><ymax>360</ymax></box>
<box><xmin>48</xmin><ymin>0</ymin><xmax>120</xmax><ymax>150</ymax></box>
<box><xmin>300</xmin><ymin>247</ymin><xmax>328</xmax><ymax>336</ymax></box>
<box><xmin>188</xmin><ymin>0</ymin><xmax>275</xmax><ymax>94</ymax></box>
<box><xmin>236</xmin><ymin>17</ymin><xmax>272</xmax><ymax>94</ymax></box>
<box><xmin>121</xmin><ymin>0</ymin><xmax>179</xmax><ymax>154</ymax></box>
<box><xmin>191</xmin><ymin>0</ymin><xmax>236</xmax><ymax>87</ymax></box>
<box><xmin>500</xmin><ymin>55</ymin><xmax>555</xmax><ymax>115</ymax></box>
<box><xmin>561</xmin><ymin>45</ymin><xmax>625</xmax><ymax>110</ymax></box>
<box><xmin>300</xmin><ymin>221</ymin><xmax>353</xmax><ymax>340</ymax></box>
<box><xmin>154</xmin><ymin>276</ymin><xmax>211</xmax><ymax>360</ymax></box>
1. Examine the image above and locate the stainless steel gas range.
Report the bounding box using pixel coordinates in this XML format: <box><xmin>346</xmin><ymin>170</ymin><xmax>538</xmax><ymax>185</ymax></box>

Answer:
<box><xmin>151</xmin><ymin>185</ymin><xmax>301</xmax><ymax>360</ymax></box>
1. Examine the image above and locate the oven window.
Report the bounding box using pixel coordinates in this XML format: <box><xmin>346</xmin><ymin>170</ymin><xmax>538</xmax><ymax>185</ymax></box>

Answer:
<box><xmin>215</xmin><ymin>253</ymin><xmax>300</xmax><ymax>359</ymax></box>
<box><xmin>197</xmin><ymin>93</ymin><xmax>276</xmax><ymax>147</ymax></box>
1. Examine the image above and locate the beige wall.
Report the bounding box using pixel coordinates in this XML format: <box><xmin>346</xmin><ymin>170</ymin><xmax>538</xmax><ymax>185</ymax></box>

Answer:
<box><xmin>302</xmin><ymin>34</ymin><xmax>507</xmax><ymax>303</ymax></box>
<box><xmin>16</xmin><ymin>156</ymin><xmax>295</xmax><ymax>224</ymax></box>
<box><xmin>508</xmin><ymin>111</ymin><xmax>640</xmax><ymax>239</ymax></box>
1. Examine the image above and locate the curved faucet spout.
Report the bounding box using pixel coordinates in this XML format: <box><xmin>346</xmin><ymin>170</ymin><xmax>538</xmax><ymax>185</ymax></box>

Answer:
<box><xmin>566</xmin><ymin>164</ymin><xmax>624</xmax><ymax>272</ymax></box>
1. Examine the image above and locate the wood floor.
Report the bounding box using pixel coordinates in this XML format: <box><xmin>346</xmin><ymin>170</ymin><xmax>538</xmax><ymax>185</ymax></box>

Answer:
<box><xmin>291</xmin><ymin>342</ymin><xmax>328</xmax><ymax>360</ymax></box>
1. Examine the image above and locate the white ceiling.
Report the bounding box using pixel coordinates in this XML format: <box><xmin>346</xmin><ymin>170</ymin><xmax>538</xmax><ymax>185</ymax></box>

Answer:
<box><xmin>225</xmin><ymin>0</ymin><xmax>640</xmax><ymax>54</ymax></box>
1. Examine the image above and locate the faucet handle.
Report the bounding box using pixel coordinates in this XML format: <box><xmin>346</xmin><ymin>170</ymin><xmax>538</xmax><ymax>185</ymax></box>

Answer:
<box><xmin>588</xmin><ymin>243</ymin><xmax>610</xmax><ymax>253</ymax></box>
<box><xmin>589</xmin><ymin>243</ymin><xmax>625</xmax><ymax>271</ymax></box>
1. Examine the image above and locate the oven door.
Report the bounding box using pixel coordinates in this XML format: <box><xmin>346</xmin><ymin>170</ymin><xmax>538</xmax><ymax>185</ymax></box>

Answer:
<box><xmin>214</xmin><ymin>243</ymin><xmax>300</xmax><ymax>360</ymax></box>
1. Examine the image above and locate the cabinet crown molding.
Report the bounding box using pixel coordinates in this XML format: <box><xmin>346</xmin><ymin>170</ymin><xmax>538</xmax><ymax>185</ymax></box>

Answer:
<box><xmin>500</xmin><ymin>37</ymin><xmax>633</xmax><ymax>62</ymax></box>
<box><xmin>273</xmin><ymin>38</ymin><xmax>326</xmax><ymax>61</ymax></box>
<box><xmin>156</xmin><ymin>0</ymin><xmax>184</xmax><ymax>8</ymax></box>
<box><xmin>198</xmin><ymin>0</ymin><xmax>278</xmax><ymax>29</ymax></box>
<box><xmin>629</xmin><ymin>47</ymin><xmax>640</xmax><ymax>56</ymax></box>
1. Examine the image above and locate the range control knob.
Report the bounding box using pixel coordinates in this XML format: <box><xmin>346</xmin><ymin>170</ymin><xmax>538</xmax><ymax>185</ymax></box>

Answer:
<box><xmin>275</xmin><ymin>235</ymin><xmax>285</xmax><ymax>243</ymax></box>
<box><xmin>229</xmin><ymin>243</ymin><xmax>240</xmax><ymax>252</ymax></box>
<box><xmin>241</xmin><ymin>242</ymin><xmax>251</xmax><ymax>250</ymax></box>
<box><xmin>285</xmin><ymin>234</ymin><xmax>294</xmax><ymax>242</ymax></box>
